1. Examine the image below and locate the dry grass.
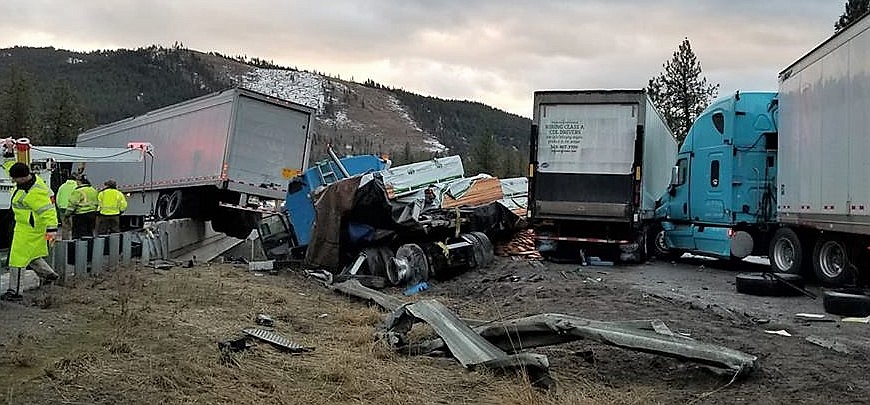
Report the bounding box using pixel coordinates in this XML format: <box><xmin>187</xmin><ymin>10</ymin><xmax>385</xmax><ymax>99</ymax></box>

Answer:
<box><xmin>0</xmin><ymin>264</ymin><xmax>660</xmax><ymax>405</ymax></box>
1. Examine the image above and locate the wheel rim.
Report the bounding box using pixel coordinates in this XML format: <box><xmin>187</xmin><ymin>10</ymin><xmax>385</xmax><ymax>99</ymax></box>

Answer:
<box><xmin>655</xmin><ymin>230</ymin><xmax>669</xmax><ymax>254</ymax></box>
<box><xmin>772</xmin><ymin>238</ymin><xmax>795</xmax><ymax>271</ymax></box>
<box><xmin>819</xmin><ymin>241</ymin><xmax>846</xmax><ymax>279</ymax></box>
<box><xmin>166</xmin><ymin>192</ymin><xmax>181</xmax><ymax>218</ymax></box>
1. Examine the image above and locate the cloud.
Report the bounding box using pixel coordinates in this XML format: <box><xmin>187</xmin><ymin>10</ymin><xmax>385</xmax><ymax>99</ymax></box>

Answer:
<box><xmin>0</xmin><ymin>0</ymin><xmax>847</xmax><ymax>116</ymax></box>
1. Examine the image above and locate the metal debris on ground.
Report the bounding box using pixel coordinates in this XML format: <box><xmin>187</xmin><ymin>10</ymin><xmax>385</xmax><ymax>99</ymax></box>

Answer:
<box><xmin>256</xmin><ymin>314</ymin><xmax>274</xmax><ymax>327</ymax></box>
<box><xmin>495</xmin><ymin>229</ymin><xmax>542</xmax><ymax>260</ymax></box>
<box><xmin>795</xmin><ymin>313</ymin><xmax>836</xmax><ymax>323</ymax></box>
<box><xmin>382</xmin><ymin>299</ymin><xmax>552</xmax><ymax>388</ymax></box>
<box><xmin>242</xmin><ymin>328</ymin><xmax>314</xmax><ymax>353</ymax></box>
<box><xmin>148</xmin><ymin>259</ymin><xmax>177</xmax><ymax>270</ymax></box>
<box><xmin>248</xmin><ymin>260</ymin><xmax>275</xmax><ymax>271</ymax></box>
<box><xmin>805</xmin><ymin>335</ymin><xmax>850</xmax><ymax>354</ymax></box>
<box><xmin>841</xmin><ymin>316</ymin><xmax>870</xmax><ymax>323</ymax></box>
<box><xmin>415</xmin><ymin>314</ymin><xmax>758</xmax><ymax>378</ymax></box>
<box><xmin>329</xmin><ymin>278</ymin><xmax>403</xmax><ymax>312</ymax></box>
<box><xmin>764</xmin><ymin>330</ymin><xmax>792</xmax><ymax>337</ymax></box>
<box><xmin>218</xmin><ymin>336</ymin><xmax>251</xmax><ymax>353</ymax></box>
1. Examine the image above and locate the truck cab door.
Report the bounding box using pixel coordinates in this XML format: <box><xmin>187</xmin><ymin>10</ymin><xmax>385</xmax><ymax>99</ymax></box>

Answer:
<box><xmin>690</xmin><ymin>150</ymin><xmax>732</xmax><ymax>224</ymax></box>
<box><xmin>258</xmin><ymin>213</ymin><xmax>297</xmax><ymax>261</ymax></box>
<box><xmin>666</xmin><ymin>155</ymin><xmax>692</xmax><ymax>221</ymax></box>
<box><xmin>662</xmin><ymin>153</ymin><xmax>696</xmax><ymax>250</ymax></box>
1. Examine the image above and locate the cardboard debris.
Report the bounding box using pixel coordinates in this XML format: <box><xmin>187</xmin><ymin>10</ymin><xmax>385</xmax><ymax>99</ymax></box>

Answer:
<box><xmin>442</xmin><ymin>177</ymin><xmax>504</xmax><ymax>209</ymax></box>
<box><xmin>495</xmin><ymin>229</ymin><xmax>542</xmax><ymax>260</ymax></box>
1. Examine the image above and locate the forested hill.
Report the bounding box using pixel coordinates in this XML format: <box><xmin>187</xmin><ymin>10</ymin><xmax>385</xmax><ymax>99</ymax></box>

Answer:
<box><xmin>0</xmin><ymin>45</ymin><xmax>529</xmax><ymax>176</ymax></box>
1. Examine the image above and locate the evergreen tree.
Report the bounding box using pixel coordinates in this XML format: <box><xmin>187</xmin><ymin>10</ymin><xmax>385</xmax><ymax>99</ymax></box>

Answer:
<box><xmin>469</xmin><ymin>132</ymin><xmax>501</xmax><ymax>176</ymax></box>
<box><xmin>835</xmin><ymin>0</ymin><xmax>870</xmax><ymax>32</ymax></box>
<box><xmin>40</xmin><ymin>81</ymin><xmax>86</xmax><ymax>145</ymax></box>
<box><xmin>0</xmin><ymin>67</ymin><xmax>34</xmax><ymax>138</ymax></box>
<box><xmin>647</xmin><ymin>38</ymin><xmax>719</xmax><ymax>145</ymax></box>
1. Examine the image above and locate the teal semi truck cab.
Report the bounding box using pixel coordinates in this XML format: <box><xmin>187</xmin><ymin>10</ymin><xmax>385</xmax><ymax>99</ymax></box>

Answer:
<box><xmin>657</xmin><ymin>13</ymin><xmax>870</xmax><ymax>286</ymax></box>
<box><xmin>655</xmin><ymin>92</ymin><xmax>779</xmax><ymax>261</ymax></box>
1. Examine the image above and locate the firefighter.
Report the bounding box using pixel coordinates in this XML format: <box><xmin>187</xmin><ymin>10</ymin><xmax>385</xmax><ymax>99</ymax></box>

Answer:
<box><xmin>67</xmin><ymin>177</ymin><xmax>99</xmax><ymax>239</ymax></box>
<box><xmin>97</xmin><ymin>179</ymin><xmax>127</xmax><ymax>234</ymax></box>
<box><xmin>56</xmin><ymin>176</ymin><xmax>79</xmax><ymax>240</ymax></box>
<box><xmin>1</xmin><ymin>163</ymin><xmax>59</xmax><ymax>300</ymax></box>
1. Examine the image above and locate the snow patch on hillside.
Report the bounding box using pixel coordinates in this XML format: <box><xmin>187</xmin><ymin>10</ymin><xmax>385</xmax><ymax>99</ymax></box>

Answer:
<box><xmin>320</xmin><ymin>110</ymin><xmax>364</xmax><ymax>131</ymax></box>
<box><xmin>387</xmin><ymin>95</ymin><xmax>448</xmax><ymax>153</ymax></box>
<box><xmin>240</xmin><ymin>68</ymin><xmax>325</xmax><ymax>112</ymax></box>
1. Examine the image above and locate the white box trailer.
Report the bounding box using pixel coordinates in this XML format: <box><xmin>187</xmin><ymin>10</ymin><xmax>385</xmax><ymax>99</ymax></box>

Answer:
<box><xmin>775</xmin><ymin>14</ymin><xmax>870</xmax><ymax>283</ymax></box>
<box><xmin>529</xmin><ymin>90</ymin><xmax>677</xmax><ymax>262</ymax></box>
<box><xmin>76</xmin><ymin>88</ymin><xmax>315</xmax><ymax>238</ymax></box>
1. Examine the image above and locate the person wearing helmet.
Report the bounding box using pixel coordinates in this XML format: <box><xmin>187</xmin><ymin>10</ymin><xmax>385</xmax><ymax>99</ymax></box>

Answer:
<box><xmin>1</xmin><ymin>163</ymin><xmax>59</xmax><ymax>301</ymax></box>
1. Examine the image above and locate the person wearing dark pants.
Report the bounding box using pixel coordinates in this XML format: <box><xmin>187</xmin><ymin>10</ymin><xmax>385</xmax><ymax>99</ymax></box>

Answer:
<box><xmin>67</xmin><ymin>177</ymin><xmax>98</xmax><ymax>239</ymax></box>
<box><xmin>97</xmin><ymin>180</ymin><xmax>127</xmax><ymax>234</ymax></box>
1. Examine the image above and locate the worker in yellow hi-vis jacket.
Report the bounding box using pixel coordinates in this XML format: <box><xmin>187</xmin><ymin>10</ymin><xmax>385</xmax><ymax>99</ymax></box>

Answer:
<box><xmin>1</xmin><ymin>163</ymin><xmax>59</xmax><ymax>301</ymax></box>
<box><xmin>97</xmin><ymin>180</ymin><xmax>127</xmax><ymax>234</ymax></box>
<box><xmin>67</xmin><ymin>177</ymin><xmax>98</xmax><ymax>239</ymax></box>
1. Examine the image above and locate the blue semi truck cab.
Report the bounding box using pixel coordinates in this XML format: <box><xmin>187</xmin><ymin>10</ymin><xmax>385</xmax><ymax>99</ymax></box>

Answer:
<box><xmin>258</xmin><ymin>154</ymin><xmax>389</xmax><ymax>261</ymax></box>
<box><xmin>658</xmin><ymin>15</ymin><xmax>870</xmax><ymax>286</ymax></box>
<box><xmin>655</xmin><ymin>92</ymin><xmax>779</xmax><ymax>261</ymax></box>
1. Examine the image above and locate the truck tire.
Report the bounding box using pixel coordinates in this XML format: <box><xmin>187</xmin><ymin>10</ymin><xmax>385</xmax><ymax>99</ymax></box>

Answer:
<box><xmin>769</xmin><ymin>227</ymin><xmax>803</xmax><ymax>274</ymax></box>
<box><xmin>822</xmin><ymin>290</ymin><xmax>870</xmax><ymax>317</ymax></box>
<box><xmin>812</xmin><ymin>237</ymin><xmax>855</xmax><ymax>286</ymax></box>
<box><xmin>651</xmin><ymin>227</ymin><xmax>683</xmax><ymax>261</ymax></box>
<box><xmin>154</xmin><ymin>194</ymin><xmax>171</xmax><ymax>220</ymax></box>
<box><xmin>735</xmin><ymin>273</ymin><xmax>804</xmax><ymax>296</ymax></box>
<box><xmin>164</xmin><ymin>190</ymin><xmax>184</xmax><ymax>219</ymax></box>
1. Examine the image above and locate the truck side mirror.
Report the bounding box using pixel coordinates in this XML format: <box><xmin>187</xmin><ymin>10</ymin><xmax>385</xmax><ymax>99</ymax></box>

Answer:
<box><xmin>669</xmin><ymin>166</ymin><xmax>680</xmax><ymax>186</ymax></box>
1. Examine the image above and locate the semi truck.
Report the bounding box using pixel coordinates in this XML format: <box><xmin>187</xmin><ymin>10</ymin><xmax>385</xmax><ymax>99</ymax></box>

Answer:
<box><xmin>76</xmin><ymin>88</ymin><xmax>315</xmax><ymax>239</ymax></box>
<box><xmin>656</xmin><ymin>14</ymin><xmax>870</xmax><ymax>286</ymax></box>
<box><xmin>529</xmin><ymin>90</ymin><xmax>677</xmax><ymax>262</ymax></box>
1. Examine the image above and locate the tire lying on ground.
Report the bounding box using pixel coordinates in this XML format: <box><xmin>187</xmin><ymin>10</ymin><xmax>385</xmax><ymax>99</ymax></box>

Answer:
<box><xmin>735</xmin><ymin>273</ymin><xmax>804</xmax><ymax>296</ymax></box>
<box><xmin>822</xmin><ymin>290</ymin><xmax>870</xmax><ymax>317</ymax></box>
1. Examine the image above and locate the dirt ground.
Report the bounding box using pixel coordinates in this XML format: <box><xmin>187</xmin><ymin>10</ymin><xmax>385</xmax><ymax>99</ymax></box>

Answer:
<box><xmin>0</xmin><ymin>258</ymin><xmax>868</xmax><ymax>404</ymax></box>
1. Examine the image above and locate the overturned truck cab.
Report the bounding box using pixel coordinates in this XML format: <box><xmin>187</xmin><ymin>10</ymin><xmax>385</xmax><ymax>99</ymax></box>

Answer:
<box><xmin>529</xmin><ymin>90</ymin><xmax>677</xmax><ymax>262</ymax></box>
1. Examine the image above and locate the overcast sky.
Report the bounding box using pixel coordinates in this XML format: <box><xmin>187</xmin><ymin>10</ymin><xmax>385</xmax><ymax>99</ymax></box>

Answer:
<box><xmin>0</xmin><ymin>1</ymin><xmax>847</xmax><ymax>117</ymax></box>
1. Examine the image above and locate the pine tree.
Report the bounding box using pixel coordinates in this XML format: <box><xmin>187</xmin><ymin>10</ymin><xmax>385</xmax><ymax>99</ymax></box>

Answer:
<box><xmin>40</xmin><ymin>81</ymin><xmax>86</xmax><ymax>145</ymax></box>
<box><xmin>647</xmin><ymin>38</ymin><xmax>719</xmax><ymax>145</ymax></box>
<box><xmin>469</xmin><ymin>132</ymin><xmax>501</xmax><ymax>176</ymax></box>
<box><xmin>0</xmin><ymin>67</ymin><xmax>34</xmax><ymax>138</ymax></box>
<box><xmin>835</xmin><ymin>0</ymin><xmax>870</xmax><ymax>32</ymax></box>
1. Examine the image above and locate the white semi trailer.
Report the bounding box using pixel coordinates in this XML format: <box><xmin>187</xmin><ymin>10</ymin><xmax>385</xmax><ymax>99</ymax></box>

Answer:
<box><xmin>76</xmin><ymin>88</ymin><xmax>315</xmax><ymax>239</ymax></box>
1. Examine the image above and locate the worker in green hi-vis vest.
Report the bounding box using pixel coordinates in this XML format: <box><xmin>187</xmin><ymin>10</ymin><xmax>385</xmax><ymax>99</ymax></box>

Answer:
<box><xmin>55</xmin><ymin>176</ymin><xmax>78</xmax><ymax>240</ymax></box>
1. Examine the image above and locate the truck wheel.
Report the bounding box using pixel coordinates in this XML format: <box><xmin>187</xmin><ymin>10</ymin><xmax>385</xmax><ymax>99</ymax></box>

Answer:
<box><xmin>812</xmin><ymin>237</ymin><xmax>855</xmax><ymax>286</ymax></box>
<box><xmin>164</xmin><ymin>190</ymin><xmax>184</xmax><ymax>219</ymax></box>
<box><xmin>651</xmin><ymin>228</ymin><xmax>683</xmax><ymax>261</ymax></box>
<box><xmin>735</xmin><ymin>273</ymin><xmax>804</xmax><ymax>296</ymax></box>
<box><xmin>769</xmin><ymin>227</ymin><xmax>803</xmax><ymax>274</ymax></box>
<box><xmin>153</xmin><ymin>194</ymin><xmax>170</xmax><ymax>220</ymax></box>
<box><xmin>822</xmin><ymin>290</ymin><xmax>870</xmax><ymax>317</ymax></box>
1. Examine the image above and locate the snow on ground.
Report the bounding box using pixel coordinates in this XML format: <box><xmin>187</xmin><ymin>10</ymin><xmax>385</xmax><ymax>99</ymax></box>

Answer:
<box><xmin>423</xmin><ymin>138</ymin><xmax>449</xmax><ymax>153</ymax></box>
<box><xmin>239</xmin><ymin>68</ymin><xmax>326</xmax><ymax>112</ymax></box>
<box><xmin>320</xmin><ymin>109</ymin><xmax>365</xmax><ymax>131</ymax></box>
<box><xmin>387</xmin><ymin>95</ymin><xmax>449</xmax><ymax>153</ymax></box>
